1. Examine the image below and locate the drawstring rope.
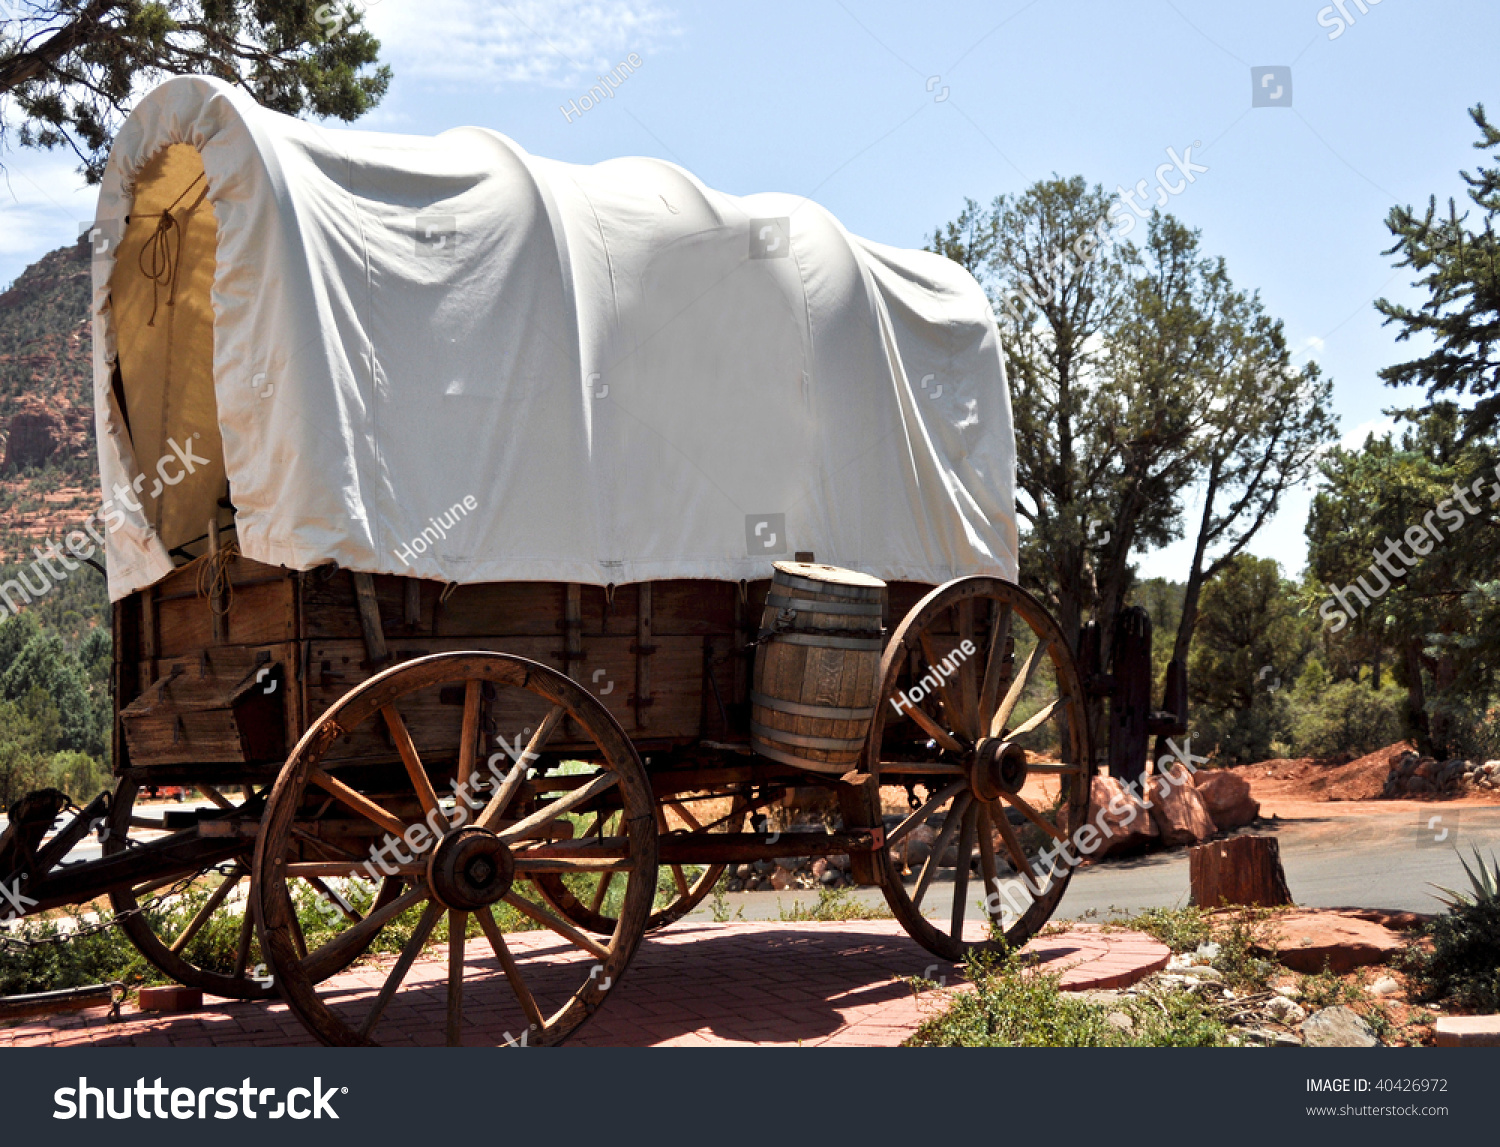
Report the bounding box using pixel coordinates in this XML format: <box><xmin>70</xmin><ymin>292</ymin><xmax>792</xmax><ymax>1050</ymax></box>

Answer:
<box><xmin>138</xmin><ymin>172</ymin><xmax>208</xmax><ymax>327</ymax></box>
<box><xmin>196</xmin><ymin>538</ymin><xmax>239</xmax><ymax>622</ymax></box>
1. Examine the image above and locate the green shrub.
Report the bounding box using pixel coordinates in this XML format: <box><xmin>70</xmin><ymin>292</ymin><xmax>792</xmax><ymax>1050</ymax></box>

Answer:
<box><xmin>1291</xmin><ymin>677</ymin><xmax>1406</xmax><ymax>758</ymax></box>
<box><xmin>1410</xmin><ymin>850</ymin><xmax>1500</xmax><ymax>1011</ymax></box>
<box><xmin>906</xmin><ymin>948</ymin><xmax>1230</xmax><ymax>1047</ymax></box>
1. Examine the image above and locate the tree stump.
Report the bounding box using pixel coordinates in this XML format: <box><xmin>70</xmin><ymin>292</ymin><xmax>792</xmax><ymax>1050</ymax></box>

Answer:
<box><xmin>1188</xmin><ymin>835</ymin><xmax>1293</xmax><ymax>908</ymax></box>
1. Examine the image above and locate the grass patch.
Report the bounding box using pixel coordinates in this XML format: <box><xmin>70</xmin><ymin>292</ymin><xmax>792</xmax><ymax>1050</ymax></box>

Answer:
<box><xmin>906</xmin><ymin>948</ymin><xmax>1231</xmax><ymax>1047</ymax></box>
<box><xmin>1117</xmin><ymin>906</ymin><xmax>1213</xmax><ymax>953</ymax></box>
<box><xmin>776</xmin><ymin>888</ymin><xmax>891</xmax><ymax>922</ymax></box>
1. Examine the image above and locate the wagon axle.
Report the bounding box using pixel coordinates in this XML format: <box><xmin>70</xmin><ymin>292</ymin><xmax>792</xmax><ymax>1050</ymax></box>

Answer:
<box><xmin>427</xmin><ymin>827</ymin><xmax>515</xmax><ymax>911</ymax></box>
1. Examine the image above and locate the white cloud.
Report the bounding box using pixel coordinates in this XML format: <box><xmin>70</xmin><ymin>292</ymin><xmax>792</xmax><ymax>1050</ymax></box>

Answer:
<box><xmin>1339</xmin><ymin>414</ymin><xmax>1395</xmax><ymax>450</ymax></box>
<box><xmin>0</xmin><ymin>152</ymin><xmax>97</xmax><ymax>290</ymax></box>
<box><xmin>362</xmin><ymin>0</ymin><xmax>680</xmax><ymax>90</ymax></box>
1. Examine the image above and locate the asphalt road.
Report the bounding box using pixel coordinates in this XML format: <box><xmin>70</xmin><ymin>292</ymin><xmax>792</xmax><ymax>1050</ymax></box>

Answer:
<box><xmin>688</xmin><ymin>799</ymin><xmax>1500</xmax><ymax>924</ymax></box>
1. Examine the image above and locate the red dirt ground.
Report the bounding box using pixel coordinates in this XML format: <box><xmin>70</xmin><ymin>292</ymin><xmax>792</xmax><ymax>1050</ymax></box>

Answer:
<box><xmin>1226</xmin><ymin>741</ymin><xmax>1500</xmax><ymax>805</ymax></box>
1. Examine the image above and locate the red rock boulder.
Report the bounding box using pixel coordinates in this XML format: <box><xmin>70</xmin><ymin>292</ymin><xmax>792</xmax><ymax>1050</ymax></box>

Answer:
<box><xmin>1145</xmin><ymin>763</ymin><xmax>1216</xmax><ymax>846</ymax></box>
<box><xmin>1086</xmin><ymin>774</ymin><xmax>1157</xmax><ymax>857</ymax></box>
<box><xmin>1193</xmin><ymin>769</ymin><xmax>1260</xmax><ymax>832</ymax></box>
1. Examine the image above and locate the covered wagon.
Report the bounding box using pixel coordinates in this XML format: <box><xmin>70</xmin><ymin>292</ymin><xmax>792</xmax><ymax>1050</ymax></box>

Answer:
<box><xmin>5</xmin><ymin>76</ymin><xmax>1094</xmax><ymax>1045</ymax></box>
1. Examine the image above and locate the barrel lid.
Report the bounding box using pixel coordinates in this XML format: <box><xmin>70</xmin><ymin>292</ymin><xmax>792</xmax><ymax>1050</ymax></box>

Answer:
<box><xmin>772</xmin><ymin>561</ymin><xmax>886</xmax><ymax>589</ymax></box>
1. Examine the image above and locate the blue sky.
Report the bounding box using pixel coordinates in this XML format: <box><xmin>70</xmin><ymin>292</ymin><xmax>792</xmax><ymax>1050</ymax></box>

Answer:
<box><xmin>2</xmin><ymin>0</ymin><xmax>1495</xmax><ymax>582</ymax></box>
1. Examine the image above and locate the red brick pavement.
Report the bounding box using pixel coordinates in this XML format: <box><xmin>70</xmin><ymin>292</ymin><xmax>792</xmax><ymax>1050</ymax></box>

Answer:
<box><xmin>0</xmin><ymin>922</ymin><xmax>1167</xmax><ymax>1048</ymax></box>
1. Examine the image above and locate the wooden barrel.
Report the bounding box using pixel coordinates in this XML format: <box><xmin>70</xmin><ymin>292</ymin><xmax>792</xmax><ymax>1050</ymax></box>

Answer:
<box><xmin>750</xmin><ymin>562</ymin><xmax>887</xmax><ymax>773</ymax></box>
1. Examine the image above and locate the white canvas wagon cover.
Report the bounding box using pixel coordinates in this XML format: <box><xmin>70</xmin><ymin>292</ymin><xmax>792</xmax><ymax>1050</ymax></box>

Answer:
<box><xmin>92</xmin><ymin>77</ymin><xmax>1017</xmax><ymax>600</ymax></box>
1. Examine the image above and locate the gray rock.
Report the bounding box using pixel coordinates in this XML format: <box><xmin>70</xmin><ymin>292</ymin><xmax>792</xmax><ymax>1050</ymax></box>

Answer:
<box><xmin>1303</xmin><ymin>1005</ymin><xmax>1380</xmax><ymax>1048</ymax></box>
<box><xmin>1194</xmin><ymin>941</ymin><xmax>1222</xmax><ymax>962</ymax></box>
<box><xmin>819</xmin><ymin>867</ymin><xmax>841</xmax><ymax>886</ymax></box>
<box><xmin>1178</xmin><ymin>965</ymin><xmax>1223</xmax><ymax>982</ymax></box>
<box><xmin>1105</xmin><ymin>1011</ymin><xmax>1135</xmax><ymax>1034</ymax></box>
<box><xmin>1266</xmin><ymin>995</ymin><xmax>1308</xmax><ymax>1024</ymax></box>
<box><xmin>1368</xmin><ymin>975</ymin><xmax>1402</xmax><ymax>998</ymax></box>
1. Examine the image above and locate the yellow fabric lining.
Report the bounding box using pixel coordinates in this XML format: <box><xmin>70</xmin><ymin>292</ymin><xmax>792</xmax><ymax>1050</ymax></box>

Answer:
<box><xmin>109</xmin><ymin>143</ymin><xmax>226</xmax><ymax>558</ymax></box>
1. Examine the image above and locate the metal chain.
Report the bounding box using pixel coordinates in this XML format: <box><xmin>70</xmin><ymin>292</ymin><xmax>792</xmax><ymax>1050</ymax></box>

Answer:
<box><xmin>2</xmin><ymin>799</ymin><xmax>236</xmax><ymax>952</ymax></box>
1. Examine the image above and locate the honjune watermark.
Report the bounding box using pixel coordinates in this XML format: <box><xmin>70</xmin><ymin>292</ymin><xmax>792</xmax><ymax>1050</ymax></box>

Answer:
<box><xmin>560</xmin><ymin>54</ymin><xmax>644</xmax><ymax>123</ymax></box>
<box><xmin>890</xmin><ymin>639</ymin><xmax>977</xmax><ymax>716</ymax></box>
<box><xmin>392</xmin><ymin>495</ymin><xmax>478</xmax><ymax>566</ymax></box>
<box><xmin>1318</xmin><ymin>464</ymin><xmax>1500</xmax><ymax>632</ymax></box>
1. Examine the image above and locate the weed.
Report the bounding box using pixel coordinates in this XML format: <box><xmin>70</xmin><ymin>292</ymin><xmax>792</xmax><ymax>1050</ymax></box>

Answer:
<box><xmin>776</xmin><ymin>887</ymin><xmax>891</xmax><ymax>922</ymax></box>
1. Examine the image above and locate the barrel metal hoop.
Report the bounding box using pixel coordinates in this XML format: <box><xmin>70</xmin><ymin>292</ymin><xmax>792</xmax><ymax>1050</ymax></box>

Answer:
<box><xmin>751</xmin><ymin>720</ymin><xmax>869</xmax><ymax>752</ymax></box>
<box><xmin>751</xmin><ymin>739</ymin><xmax>851</xmax><ymax>773</ymax></box>
<box><xmin>772</xmin><ymin>570</ymin><xmax>886</xmax><ymax>600</ymax></box>
<box><xmin>750</xmin><ymin>691</ymin><xmax>876</xmax><ymax>722</ymax></box>
<box><xmin>764</xmin><ymin>593</ymin><xmax>885</xmax><ymax>617</ymax></box>
<box><xmin>766</xmin><ymin>631</ymin><xmax>885</xmax><ymax>651</ymax></box>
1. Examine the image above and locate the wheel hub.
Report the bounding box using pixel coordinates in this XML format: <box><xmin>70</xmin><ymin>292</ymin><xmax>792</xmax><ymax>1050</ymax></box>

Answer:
<box><xmin>426</xmin><ymin>827</ymin><xmax>515</xmax><ymax>910</ymax></box>
<box><xmin>970</xmin><ymin>737</ymin><xmax>1027</xmax><ymax>801</ymax></box>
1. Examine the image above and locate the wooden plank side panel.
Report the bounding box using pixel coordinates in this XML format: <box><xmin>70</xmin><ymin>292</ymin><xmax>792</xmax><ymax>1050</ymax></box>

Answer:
<box><xmin>155</xmin><ymin>577</ymin><xmax>297</xmax><ymax>657</ymax></box>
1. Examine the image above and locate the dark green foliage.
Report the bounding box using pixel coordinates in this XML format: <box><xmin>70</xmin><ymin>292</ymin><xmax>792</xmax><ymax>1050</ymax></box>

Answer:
<box><xmin>0</xmin><ymin>609</ymin><xmax>110</xmax><ymax>808</ymax></box>
<box><xmin>2</xmin><ymin>0</ymin><xmax>391</xmax><ymax>182</ymax></box>
<box><xmin>1409</xmin><ymin>851</ymin><xmax>1500</xmax><ymax>1012</ymax></box>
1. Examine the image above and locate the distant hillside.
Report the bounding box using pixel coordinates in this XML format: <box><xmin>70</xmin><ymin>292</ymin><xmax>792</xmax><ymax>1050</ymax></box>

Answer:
<box><xmin>0</xmin><ymin>240</ymin><xmax>97</xmax><ymax>559</ymax></box>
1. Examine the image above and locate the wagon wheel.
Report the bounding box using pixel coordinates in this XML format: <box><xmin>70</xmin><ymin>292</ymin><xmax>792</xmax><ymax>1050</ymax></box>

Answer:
<box><xmin>532</xmin><ymin>791</ymin><xmax>750</xmax><ymax>934</ymax></box>
<box><xmin>253</xmin><ymin>652</ymin><xmax>657</xmax><ymax>1047</ymax></box>
<box><xmin>864</xmin><ymin>577</ymin><xmax>1091</xmax><ymax>961</ymax></box>
<box><xmin>105</xmin><ymin>776</ymin><xmax>404</xmax><ymax>999</ymax></box>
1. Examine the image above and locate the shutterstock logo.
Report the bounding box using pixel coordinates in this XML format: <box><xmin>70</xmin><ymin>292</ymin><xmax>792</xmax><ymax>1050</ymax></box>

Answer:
<box><xmin>54</xmin><ymin>1078</ymin><xmax>345</xmax><ymax>1120</ymax></box>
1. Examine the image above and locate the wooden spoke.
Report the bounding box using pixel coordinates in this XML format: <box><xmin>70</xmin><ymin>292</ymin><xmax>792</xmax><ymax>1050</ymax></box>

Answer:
<box><xmin>918</xmin><ymin>632</ymin><xmax>972</xmax><ymax>741</ymax></box>
<box><xmin>457</xmin><ymin>680</ymin><xmax>481</xmax><ymax>791</ymax></box>
<box><xmin>511</xmin><ymin>857</ymin><xmax>633</xmax><ymax>874</ymax></box>
<box><xmin>895</xmin><ymin>695</ymin><xmax>966</xmax><ymax>754</ymax></box>
<box><xmin>669</xmin><ymin>865</ymin><xmax>690</xmax><ymax>897</ymax></box>
<box><xmin>588</xmin><ymin>871</ymin><xmax>616</xmax><ymax>914</ymax></box>
<box><xmin>233</xmin><ymin>905</ymin><xmax>255</xmax><ymax>979</ymax></box>
<box><xmin>308</xmin><ymin>767</ymin><xmax>410</xmax><ymax>838</ymax></box>
<box><xmin>476</xmin><ymin>908</ymin><xmax>546</xmax><ymax>1034</ymax></box>
<box><xmin>288</xmin><ymin>897</ymin><xmax>309</xmax><ymax>959</ymax></box>
<box><xmin>170</xmin><ymin>871</ymin><xmax>241</xmax><ymax>954</ymax></box>
<box><xmin>976</xmin><ymin>806</ymin><xmax>999</xmax><ymax>909</ymax></box>
<box><xmin>477</xmin><ymin>705</ymin><xmax>565</xmax><ymax>831</ymax></box>
<box><xmin>989</xmin><ymin>639</ymin><xmax>1049</xmax><ymax>738</ymax></box>
<box><xmin>383</xmin><ymin>705</ymin><xmax>444</xmax><ymax>823</ymax></box>
<box><xmin>447</xmin><ymin>911</ymin><xmax>468</xmax><ymax>1046</ymax></box>
<box><xmin>301</xmin><ymin>883</ymin><xmax>429</xmax><ymax>982</ymax></box>
<box><xmin>912</xmin><ymin>793</ymin><xmax>971</xmax><ymax>912</ymax></box>
<box><xmin>958</xmin><ymin>600</ymin><xmax>980</xmax><ymax>741</ymax></box>
<box><xmin>304</xmin><ymin>875</ymin><xmax>362</xmax><ymax>924</ymax></box>
<box><xmin>977</xmin><ymin>601</ymin><xmax>1013</xmax><ymax>732</ymax></box>
<box><xmin>285</xmin><ymin>861</ymin><xmax>423</xmax><ymax>878</ymax></box>
<box><xmin>497</xmin><ymin>772</ymin><xmax>617</xmax><ymax>844</ymax></box>
<box><xmin>1005</xmin><ymin>698</ymin><xmax>1059</xmax><ymax>740</ymax></box>
<box><xmin>502</xmin><ymin>892</ymin><xmax>610</xmax><ymax>960</ymax></box>
<box><xmin>887</xmin><ymin>779</ymin><xmax>968</xmax><ymax>847</ymax></box>
<box><xmin>999</xmin><ymin>790</ymin><xmax>1069</xmax><ymax>843</ymax></box>
<box><xmin>358</xmin><ymin>900</ymin><xmax>444</xmax><ymax>1039</ymax></box>
<box><xmin>196</xmin><ymin>785</ymin><xmax>234</xmax><ymax>811</ymax></box>
<box><xmin>950</xmin><ymin>802</ymin><xmax>977</xmax><ymax>941</ymax></box>
<box><xmin>989</xmin><ymin>803</ymin><xmax>1039</xmax><ymax>886</ymax></box>
<box><xmin>666</xmin><ymin>800</ymin><xmax>704</xmax><ymax>831</ymax></box>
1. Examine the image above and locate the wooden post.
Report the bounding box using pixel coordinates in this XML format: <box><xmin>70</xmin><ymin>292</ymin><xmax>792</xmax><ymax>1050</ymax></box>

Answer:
<box><xmin>1108</xmin><ymin>607</ymin><xmax>1153</xmax><ymax>786</ymax></box>
<box><xmin>1189</xmin><ymin>835</ymin><xmax>1293</xmax><ymax>908</ymax></box>
<box><xmin>634</xmin><ymin>582</ymin><xmax>653</xmax><ymax>729</ymax></box>
<box><xmin>351</xmin><ymin>572</ymin><xmax>389</xmax><ymax>667</ymax></box>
